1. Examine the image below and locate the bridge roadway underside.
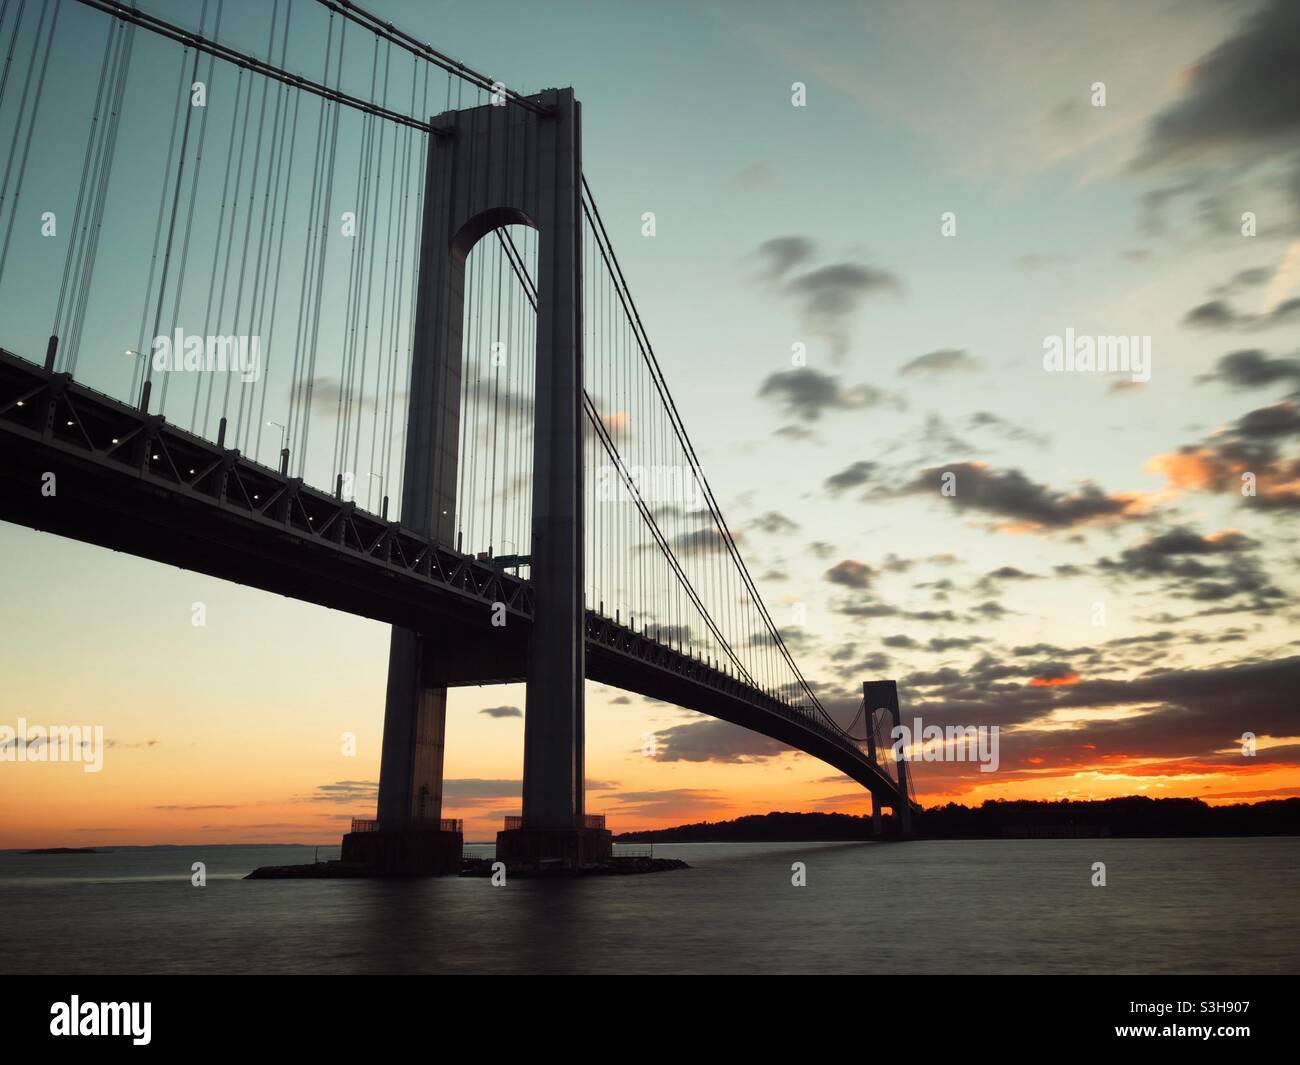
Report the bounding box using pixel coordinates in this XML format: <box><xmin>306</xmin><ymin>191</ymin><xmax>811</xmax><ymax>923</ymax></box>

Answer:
<box><xmin>0</xmin><ymin>411</ymin><xmax>901</xmax><ymax>804</ymax></box>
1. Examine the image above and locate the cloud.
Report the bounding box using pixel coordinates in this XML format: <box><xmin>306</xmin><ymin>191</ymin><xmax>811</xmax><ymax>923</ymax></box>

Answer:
<box><xmin>1209</xmin><ymin>266</ymin><xmax>1274</xmax><ymax>297</ymax></box>
<box><xmin>1197</xmin><ymin>349</ymin><xmax>1300</xmax><ymax>389</ymax></box>
<box><xmin>754</xmin><ymin>235</ymin><xmax>815</xmax><ymax>280</ymax></box>
<box><xmin>606</xmin><ymin>788</ymin><xmax>731</xmax><ymax>818</ymax></box>
<box><xmin>757</xmin><ymin>368</ymin><xmax>895</xmax><ymax>421</ymax></box>
<box><xmin>824</xmin><ymin>560</ymin><xmax>873</xmax><ymax>588</ymax></box>
<box><xmin>1131</xmin><ymin>1</ymin><xmax>1300</xmax><ymax>173</ymax></box>
<box><xmin>785</xmin><ymin>262</ymin><xmax>902</xmax><ymax>359</ymax></box>
<box><xmin>310</xmin><ymin>780</ymin><xmax>379</xmax><ymax>804</ymax></box>
<box><xmin>898</xmin><ymin>349</ymin><xmax>982</xmax><ymax>376</ymax></box>
<box><xmin>1100</xmin><ymin>526</ymin><xmax>1257</xmax><ymax>578</ymax></box>
<box><xmin>1094</xmin><ymin>526</ymin><xmax>1283</xmax><ymax>611</ymax></box>
<box><xmin>669</xmin><ymin>525</ymin><xmax>736</xmax><ymax>554</ymax></box>
<box><xmin>1146</xmin><ymin>398</ymin><xmax>1300</xmax><ymax>509</ymax></box>
<box><xmin>750</xmin><ymin>238</ymin><xmax>902</xmax><ymax>359</ymax></box>
<box><xmin>479</xmin><ymin>705</ymin><xmax>522</xmax><ymax>718</ymax></box>
<box><xmin>1127</xmin><ymin>0</ymin><xmax>1300</xmax><ymax>246</ymax></box>
<box><xmin>443</xmin><ymin>779</ymin><xmax>521</xmax><ymax>800</ymax></box>
<box><xmin>652</xmin><ymin>719</ymin><xmax>791</xmax><ymax>763</ymax></box>
<box><xmin>975</xmin><ymin>565</ymin><xmax>1041</xmax><ymax>593</ymax></box>
<box><xmin>894</xmin><ymin>462</ymin><xmax>1149</xmax><ymax>531</ymax></box>
<box><xmin>751</xmin><ymin>510</ymin><xmax>800</xmax><ymax>535</ymax></box>
<box><xmin>907</xmin><ymin>654</ymin><xmax>1300</xmax><ymax>772</ymax></box>
<box><xmin>1183</xmin><ymin>297</ymin><xmax>1300</xmax><ymax>331</ymax></box>
<box><xmin>824</xmin><ymin>460</ymin><xmax>878</xmax><ymax>493</ymax></box>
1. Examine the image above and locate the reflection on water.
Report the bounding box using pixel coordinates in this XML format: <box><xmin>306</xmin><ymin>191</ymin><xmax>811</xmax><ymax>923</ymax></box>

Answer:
<box><xmin>1</xmin><ymin>838</ymin><xmax>1296</xmax><ymax>973</ymax></box>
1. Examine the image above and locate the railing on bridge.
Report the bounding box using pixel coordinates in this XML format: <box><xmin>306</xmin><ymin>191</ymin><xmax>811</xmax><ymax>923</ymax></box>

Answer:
<box><xmin>501</xmin><ymin>814</ymin><xmax>605</xmax><ymax>831</ymax></box>
<box><xmin>349</xmin><ymin>818</ymin><xmax>462</xmax><ymax>833</ymax></box>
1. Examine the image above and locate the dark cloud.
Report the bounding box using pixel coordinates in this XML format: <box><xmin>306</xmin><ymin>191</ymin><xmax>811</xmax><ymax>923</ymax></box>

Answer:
<box><xmin>1131</xmin><ymin>1</ymin><xmax>1300</xmax><ymax>172</ymax></box>
<box><xmin>1197</xmin><ymin>349</ymin><xmax>1300</xmax><ymax>389</ymax></box>
<box><xmin>652</xmin><ymin>719</ymin><xmax>791</xmax><ymax>764</ymax></box>
<box><xmin>898</xmin><ymin>349</ymin><xmax>981</xmax><ymax>376</ymax></box>
<box><xmin>479</xmin><ymin>705</ymin><xmax>522</xmax><ymax>719</ymax></box>
<box><xmin>1234</xmin><ymin>401</ymin><xmax>1300</xmax><ymax>438</ymax></box>
<box><xmin>1096</xmin><ymin>526</ymin><xmax>1284</xmax><ymax>611</ymax></box>
<box><xmin>773</xmin><ymin>423</ymin><xmax>819</xmax><ymax>442</ymax></box>
<box><xmin>1100</xmin><ymin>526</ymin><xmax>1256</xmax><ymax>578</ymax></box>
<box><xmin>976</xmin><ymin>565</ymin><xmax>1042</xmax><ymax>593</ymax></box>
<box><xmin>928</xmin><ymin>636</ymin><xmax>983</xmax><ymax>652</ymax></box>
<box><xmin>754</xmin><ymin>235</ymin><xmax>815</xmax><ymax>280</ymax></box>
<box><xmin>1184</xmin><ymin>298</ymin><xmax>1300</xmax><ymax>331</ymax></box>
<box><xmin>1209</xmin><ymin>266</ymin><xmax>1275</xmax><ymax>297</ymax></box>
<box><xmin>751</xmin><ymin>510</ymin><xmax>800</xmax><ymax>535</ymax></box>
<box><xmin>882</xmin><ymin>634</ymin><xmax>918</xmax><ymax>649</ymax></box>
<box><xmin>750</xmin><ymin>238</ymin><xmax>902</xmax><ymax>359</ymax></box>
<box><xmin>824</xmin><ymin>460</ymin><xmax>878</xmax><ymax>493</ymax></box>
<box><xmin>669</xmin><ymin>526</ymin><xmax>735</xmax><ymax>554</ymax></box>
<box><xmin>606</xmin><ymin>788</ymin><xmax>731</xmax><ymax>818</ymax></box>
<box><xmin>899</xmin><ymin>463</ymin><xmax>1144</xmax><ymax>530</ymax></box>
<box><xmin>825</xmin><ymin>559</ymin><xmax>874</xmax><ymax>588</ymax></box>
<box><xmin>1130</xmin><ymin>2</ymin><xmax>1300</xmax><ymax>240</ymax></box>
<box><xmin>908</xmin><ymin>654</ymin><xmax>1300</xmax><ymax>768</ymax></box>
<box><xmin>311</xmin><ymin>780</ymin><xmax>379</xmax><ymax>804</ymax></box>
<box><xmin>443</xmin><ymin>779</ymin><xmax>521</xmax><ymax>800</ymax></box>
<box><xmin>785</xmin><ymin>263</ymin><xmax>902</xmax><ymax>358</ymax></box>
<box><xmin>757</xmin><ymin>368</ymin><xmax>895</xmax><ymax>421</ymax></box>
<box><xmin>1148</xmin><ymin>396</ymin><xmax>1300</xmax><ymax>510</ymax></box>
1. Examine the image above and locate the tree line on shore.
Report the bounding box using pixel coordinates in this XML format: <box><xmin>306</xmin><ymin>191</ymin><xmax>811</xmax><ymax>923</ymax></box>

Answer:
<box><xmin>614</xmin><ymin>797</ymin><xmax>1300</xmax><ymax>842</ymax></box>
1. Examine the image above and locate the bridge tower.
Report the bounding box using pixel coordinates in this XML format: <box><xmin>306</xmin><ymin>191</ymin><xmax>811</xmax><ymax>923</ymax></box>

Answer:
<box><xmin>864</xmin><ymin>679</ymin><xmax>913</xmax><ymax>838</ymax></box>
<box><xmin>346</xmin><ymin>88</ymin><xmax>604</xmax><ymax>873</ymax></box>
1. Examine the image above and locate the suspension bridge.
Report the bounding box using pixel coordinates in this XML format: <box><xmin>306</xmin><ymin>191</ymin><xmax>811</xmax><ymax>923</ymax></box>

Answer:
<box><xmin>0</xmin><ymin>0</ymin><xmax>915</xmax><ymax>870</ymax></box>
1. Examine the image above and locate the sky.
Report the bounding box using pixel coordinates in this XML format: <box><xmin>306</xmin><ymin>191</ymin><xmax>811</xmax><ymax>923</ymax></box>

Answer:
<box><xmin>1</xmin><ymin>0</ymin><xmax>1299</xmax><ymax>846</ymax></box>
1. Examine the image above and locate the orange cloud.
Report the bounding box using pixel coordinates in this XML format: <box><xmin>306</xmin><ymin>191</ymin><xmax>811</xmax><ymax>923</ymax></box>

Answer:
<box><xmin>1145</xmin><ymin>447</ymin><xmax>1242</xmax><ymax>492</ymax></box>
<box><xmin>1029</xmin><ymin>672</ymin><xmax>1081</xmax><ymax>687</ymax></box>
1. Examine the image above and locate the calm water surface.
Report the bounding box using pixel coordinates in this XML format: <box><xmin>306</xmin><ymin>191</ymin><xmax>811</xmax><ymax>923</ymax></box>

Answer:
<box><xmin>1</xmin><ymin>838</ymin><xmax>1296</xmax><ymax>974</ymax></box>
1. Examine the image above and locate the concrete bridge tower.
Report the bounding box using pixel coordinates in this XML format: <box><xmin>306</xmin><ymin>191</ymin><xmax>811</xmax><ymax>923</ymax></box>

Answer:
<box><xmin>344</xmin><ymin>88</ymin><xmax>608</xmax><ymax>873</ymax></box>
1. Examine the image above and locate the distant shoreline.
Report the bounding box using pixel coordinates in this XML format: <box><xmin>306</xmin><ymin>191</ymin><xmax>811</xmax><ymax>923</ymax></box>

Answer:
<box><xmin>615</xmin><ymin>798</ymin><xmax>1300</xmax><ymax>843</ymax></box>
<box><xmin>22</xmin><ymin>847</ymin><xmax>100</xmax><ymax>855</ymax></box>
<box><xmin>8</xmin><ymin>797</ymin><xmax>1298</xmax><ymax>851</ymax></box>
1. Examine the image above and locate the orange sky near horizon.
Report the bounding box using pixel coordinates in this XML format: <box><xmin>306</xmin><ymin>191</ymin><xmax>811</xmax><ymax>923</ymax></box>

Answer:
<box><xmin>2</xmin><ymin>524</ymin><xmax>1296</xmax><ymax>849</ymax></box>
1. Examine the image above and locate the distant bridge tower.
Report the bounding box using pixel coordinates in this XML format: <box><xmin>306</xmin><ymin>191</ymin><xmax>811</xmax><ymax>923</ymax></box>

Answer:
<box><xmin>352</xmin><ymin>87</ymin><xmax>603</xmax><ymax>872</ymax></box>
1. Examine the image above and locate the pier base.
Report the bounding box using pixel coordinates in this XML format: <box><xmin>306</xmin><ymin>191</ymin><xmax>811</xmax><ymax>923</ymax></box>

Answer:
<box><xmin>495</xmin><ymin>827</ymin><xmax>613</xmax><ymax>870</ymax></box>
<box><xmin>340</xmin><ymin>828</ymin><xmax>462</xmax><ymax>876</ymax></box>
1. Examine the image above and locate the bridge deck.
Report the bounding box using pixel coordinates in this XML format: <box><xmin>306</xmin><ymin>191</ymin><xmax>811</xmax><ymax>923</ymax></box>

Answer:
<box><xmin>0</xmin><ymin>349</ymin><xmax>902</xmax><ymax>802</ymax></box>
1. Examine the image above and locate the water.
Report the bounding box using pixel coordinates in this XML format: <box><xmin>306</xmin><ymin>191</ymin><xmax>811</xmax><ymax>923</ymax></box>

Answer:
<box><xmin>1</xmin><ymin>838</ymin><xmax>1296</xmax><ymax>974</ymax></box>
